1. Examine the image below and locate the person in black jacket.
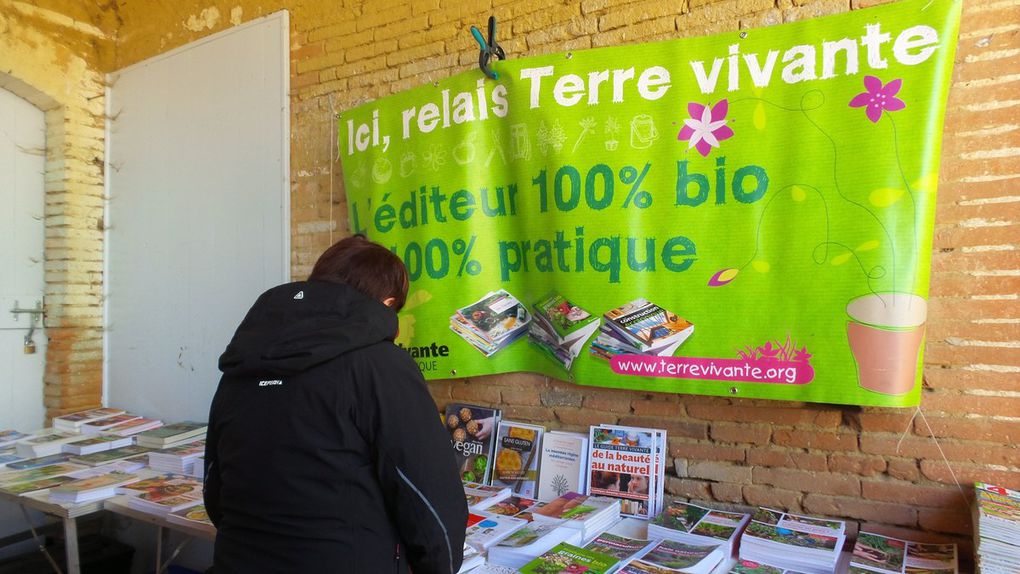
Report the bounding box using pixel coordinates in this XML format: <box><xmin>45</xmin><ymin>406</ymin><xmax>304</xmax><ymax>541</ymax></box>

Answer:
<box><xmin>204</xmin><ymin>235</ymin><xmax>468</xmax><ymax>574</ymax></box>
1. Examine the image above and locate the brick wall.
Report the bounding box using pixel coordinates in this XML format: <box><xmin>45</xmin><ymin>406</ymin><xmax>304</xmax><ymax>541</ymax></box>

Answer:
<box><xmin>107</xmin><ymin>0</ymin><xmax>1019</xmax><ymax>560</ymax></box>
<box><xmin>0</xmin><ymin>0</ymin><xmax>113</xmax><ymax>421</ymax></box>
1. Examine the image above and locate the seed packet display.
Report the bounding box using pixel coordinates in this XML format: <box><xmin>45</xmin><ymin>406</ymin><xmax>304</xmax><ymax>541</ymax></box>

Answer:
<box><xmin>445</xmin><ymin>403</ymin><xmax>501</xmax><ymax>484</ymax></box>
<box><xmin>491</xmin><ymin>420</ymin><xmax>544</xmax><ymax>497</ymax></box>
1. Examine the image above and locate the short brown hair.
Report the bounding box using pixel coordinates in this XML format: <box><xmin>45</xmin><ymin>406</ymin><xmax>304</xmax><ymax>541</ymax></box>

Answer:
<box><xmin>309</xmin><ymin>235</ymin><xmax>409</xmax><ymax>311</ymax></box>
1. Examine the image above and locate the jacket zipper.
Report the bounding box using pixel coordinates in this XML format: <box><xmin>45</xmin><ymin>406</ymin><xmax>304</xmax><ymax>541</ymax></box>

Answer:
<box><xmin>394</xmin><ymin>543</ymin><xmax>401</xmax><ymax>573</ymax></box>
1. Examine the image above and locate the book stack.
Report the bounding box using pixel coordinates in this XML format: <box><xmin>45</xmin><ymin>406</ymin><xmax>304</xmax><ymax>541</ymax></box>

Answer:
<box><xmin>465</xmin><ymin>511</ymin><xmax>529</xmax><ymax>552</ymax></box>
<box><xmin>49</xmin><ymin>470</ymin><xmax>141</xmax><ymax>504</ymax></box>
<box><xmin>529</xmin><ymin>292</ymin><xmax>601</xmax><ymax>370</ymax></box>
<box><xmin>973</xmin><ymin>482</ymin><xmax>1020</xmax><ymax>573</ymax></box>
<box><xmin>147</xmin><ymin>441</ymin><xmax>205</xmax><ymax>474</ymax></box>
<box><xmin>120</xmin><ymin>473</ymin><xmax>204</xmax><ymax>516</ymax></box>
<box><xmin>459</xmin><ymin>543</ymin><xmax>484</xmax><ymax>574</ymax></box>
<box><xmin>727</xmin><ymin>558</ymin><xmax>807</xmax><ymax>573</ymax></box>
<box><xmin>0</xmin><ymin>449</ymin><xmax>25</xmax><ymax>470</ymax></box>
<box><xmin>69</xmin><ymin>445</ymin><xmax>152</xmax><ymax>467</ymax></box>
<box><xmin>101</xmin><ymin>417</ymin><xmax>163</xmax><ymax>437</ymax></box>
<box><xmin>81</xmin><ymin>414</ymin><xmax>140</xmax><ymax>434</ymax></box>
<box><xmin>136</xmin><ymin>422</ymin><xmax>207</xmax><ymax>449</ymax></box>
<box><xmin>0</xmin><ymin>463</ymin><xmax>85</xmax><ymax>495</ymax></box>
<box><xmin>584</xmin><ymin>532</ymin><xmax>656</xmax><ymax>571</ymax></box>
<box><xmin>618</xmin><ymin>539</ymin><xmax>726</xmax><ymax>574</ymax></box>
<box><xmin>62</xmin><ymin>435</ymin><xmax>134</xmax><ymax>456</ymax></box>
<box><xmin>532</xmin><ymin>491</ymin><xmax>621</xmax><ymax>540</ymax></box>
<box><xmin>446</xmin><ymin>403</ymin><xmax>501</xmax><ymax>484</ymax></box>
<box><xmin>15</xmin><ymin>432</ymin><xmax>84</xmax><ymax>458</ymax></box>
<box><xmin>588</xmin><ymin>424</ymin><xmax>666</xmax><ymax>519</ymax></box>
<box><xmin>649</xmin><ymin>501</ymin><xmax>751</xmax><ymax>557</ymax></box>
<box><xmin>488</xmin><ymin>520</ymin><xmax>583</xmax><ymax>569</ymax></box>
<box><xmin>450</xmin><ymin>290</ymin><xmax>532</xmax><ymax>357</ymax></box>
<box><xmin>52</xmin><ymin>408</ymin><xmax>125</xmax><ymax>432</ymax></box>
<box><xmin>537</xmin><ymin>431</ymin><xmax>589</xmax><ymax>501</ymax></box>
<box><xmin>519</xmin><ymin>542</ymin><xmax>618</xmax><ymax>574</ymax></box>
<box><xmin>491</xmin><ymin>421</ymin><xmax>544</xmax><ymax>498</ymax></box>
<box><xmin>739</xmin><ymin>508</ymin><xmax>846</xmax><ymax>574</ymax></box>
<box><xmin>849</xmin><ymin>531</ymin><xmax>958</xmax><ymax>574</ymax></box>
<box><xmin>5</xmin><ymin>453</ymin><xmax>71</xmax><ymax>470</ymax></box>
<box><xmin>167</xmin><ymin>504</ymin><xmax>216</xmax><ymax>536</ymax></box>
<box><xmin>590</xmin><ymin>299</ymin><xmax>694</xmax><ymax>360</ymax></box>
<box><xmin>193</xmin><ymin>458</ymin><xmax>205</xmax><ymax>479</ymax></box>
<box><xmin>0</xmin><ymin>430</ymin><xmax>32</xmax><ymax>448</ymax></box>
<box><xmin>464</xmin><ymin>482</ymin><xmax>512</xmax><ymax>512</ymax></box>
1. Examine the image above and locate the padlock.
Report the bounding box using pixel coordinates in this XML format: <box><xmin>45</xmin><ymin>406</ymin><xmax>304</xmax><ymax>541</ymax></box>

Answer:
<box><xmin>24</xmin><ymin>340</ymin><xmax>36</xmax><ymax>355</ymax></box>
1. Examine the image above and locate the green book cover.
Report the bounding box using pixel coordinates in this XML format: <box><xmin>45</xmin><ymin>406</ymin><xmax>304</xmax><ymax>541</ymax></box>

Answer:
<box><xmin>138</xmin><ymin>422</ymin><xmax>206</xmax><ymax>440</ymax></box>
<box><xmin>519</xmin><ymin>542</ymin><xmax>617</xmax><ymax>574</ymax></box>
<box><xmin>533</xmin><ymin>292</ymin><xmax>598</xmax><ymax>340</ymax></box>
<box><xmin>70</xmin><ymin>445</ymin><xmax>152</xmax><ymax>466</ymax></box>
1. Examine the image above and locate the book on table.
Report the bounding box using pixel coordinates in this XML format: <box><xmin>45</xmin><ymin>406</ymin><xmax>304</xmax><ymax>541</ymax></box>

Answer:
<box><xmin>0</xmin><ymin>448</ymin><xmax>25</xmax><ymax>470</ymax></box>
<box><xmin>537</xmin><ymin>430</ymin><xmax>589</xmax><ymax>502</ymax></box>
<box><xmin>101</xmin><ymin>417</ymin><xmax>163</xmax><ymax>437</ymax></box>
<box><xmin>52</xmin><ymin>408</ymin><xmax>125</xmax><ymax>432</ymax></box>
<box><xmin>848</xmin><ymin>531</ymin><xmax>958</xmax><ymax>574</ymax></box>
<box><xmin>739</xmin><ymin>507</ymin><xmax>846</xmax><ymax>574</ymax></box>
<box><xmin>166</xmin><ymin>504</ymin><xmax>216</xmax><ymax>535</ymax></box>
<box><xmin>446</xmin><ymin>403</ymin><xmax>501</xmax><ymax>484</ymax></box>
<box><xmin>49</xmin><ymin>470</ymin><xmax>141</xmax><ymax>504</ymax></box>
<box><xmin>587</xmin><ymin>424</ymin><xmax>666</xmax><ymax>519</ymax></box>
<box><xmin>15</xmin><ymin>432</ymin><xmax>83</xmax><ymax>458</ymax></box>
<box><xmin>61</xmin><ymin>435</ymin><xmax>134</xmax><ymax>456</ymax></box>
<box><xmin>464</xmin><ymin>511</ymin><xmax>529</xmax><ymax>551</ymax></box>
<box><xmin>584</xmin><ymin>532</ymin><xmax>657</xmax><ymax>572</ymax></box>
<box><xmin>617</xmin><ymin>539</ymin><xmax>726</xmax><ymax>574</ymax></box>
<box><xmin>487</xmin><ymin>519</ymin><xmax>583</xmax><ymax>569</ymax></box>
<box><xmin>81</xmin><ymin>414</ymin><xmax>142</xmax><ymax>434</ymax></box>
<box><xmin>69</xmin><ymin>445</ymin><xmax>153</xmax><ymax>467</ymax></box>
<box><xmin>649</xmin><ymin>500</ymin><xmax>751</xmax><ymax>556</ymax></box>
<box><xmin>531</xmin><ymin>491</ymin><xmax>621</xmax><ymax>540</ymax></box>
<box><xmin>519</xmin><ymin>541</ymin><xmax>619</xmax><ymax>574</ymax></box>
<box><xmin>0</xmin><ymin>430</ymin><xmax>32</xmax><ymax>449</ymax></box>
<box><xmin>0</xmin><ymin>463</ymin><xmax>85</xmax><ymax>488</ymax></box>
<box><xmin>464</xmin><ymin>481</ymin><xmax>512</xmax><ymax>512</ymax></box>
<box><xmin>491</xmin><ymin>420</ymin><xmax>544</xmax><ymax>498</ymax></box>
<box><xmin>4</xmin><ymin>453</ymin><xmax>71</xmax><ymax>470</ymax></box>
<box><xmin>135</xmin><ymin>421</ymin><xmax>207</xmax><ymax>448</ymax></box>
<box><xmin>147</xmin><ymin>440</ymin><xmax>206</xmax><ymax>474</ymax></box>
<box><xmin>973</xmin><ymin>482</ymin><xmax>1020</xmax><ymax>574</ymax></box>
<box><xmin>120</xmin><ymin>473</ymin><xmax>204</xmax><ymax>516</ymax></box>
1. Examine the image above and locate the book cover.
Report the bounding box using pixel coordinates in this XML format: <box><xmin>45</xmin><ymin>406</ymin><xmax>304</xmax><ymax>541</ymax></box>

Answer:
<box><xmin>727</xmin><ymin>560</ymin><xmax>787</xmax><ymax>574</ymax></box>
<box><xmin>137</xmin><ymin>421</ymin><xmax>206</xmax><ymax>441</ymax></box>
<box><xmin>495</xmin><ymin>522</ymin><xmax>565</xmax><ymax>549</ymax></box>
<box><xmin>584</xmin><ymin>533</ymin><xmax>653</xmax><ymax>561</ymax></box>
<box><xmin>0</xmin><ymin>463</ymin><xmax>83</xmax><ymax>486</ymax></box>
<box><xmin>465</xmin><ymin>513</ymin><xmax>528</xmax><ymax>551</ymax></box>
<box><xmin>70</xmin><ymin>445</ymin><xmax>152</xmax><ymax>466</ymax></box>
<box><xmin>492</xmin><ymin>421</ymin><xmax>544</xmax><ymax>497</ymax></box>
<box><xmin>455</xmin><ymin>290</ymin><xmax>532</xmax><ymax>344</ymax></box>
<box><xmin>0</xmin><ymin>449</ymin><xmax>24</xmax><ymax>468</ymax></box>
<box><xmin>121</xmin><ymin>474</ymin><xmax>202</xmax><ymax>503</ymax></box>
<box><xmin>532</xmin><ymin>293</ymin><xmax>599</xmax><ymax>341</ymax></box>
<box><xmin>167</xmin><ymin>504</ymin><xmax>215</xmax><ymax>531</ymax></box>
<box><xmin>538</xmin><ymin>431</ymin><xmax>588</xmax><ymax>502</ymax></box>
<box><xmin>5</xmin><ymin>453</ymin><xmax>71</xmax><ymax>470</ymax></box>
<box><xmin>1</xmin><ymin>475</ymin><xmax>77</xmax><ymax>495</ymax></box>
<box><xmin>850</xmin><ymin>532</ymin><xmax>957</xmax><ymax>574</ymax></box>
<box><xmin>102</xmin><ymin>417</ymin><xmax>162</xmax><ymax>436</ymax></box>
<box><xmin>445</xmin><ymin>403</ymin><xmax>500</xmax><ymax>484</ymax></box>
<box><xmin>0</xmin><ymin>430</ymin><xmax>31</xmax><ymax>447</ymax></box>
<box><xmin>519</xmin><ymin>542</ymin><xmax>618</xmax><ymax>574</ymax></box>
<box><xmin>81</xmin><ymin>413</ymin><xmax>140</xmax><ymax>431</ymax></box>
<box><xmin>53</xmin><ymin>407</ymin><xmax>124</xmax><ymax>427</ymax></box>
<box><xmin>51</xmin><ymin>471</ymin><xmax>139</xmax><ymax>494</ymax></box>
<box><xmin>485</xmin><ymin>495</ymin><xmax>540</xmax><ymax>517</ymax></box>
<box><xmin>533</xmin><ymin>492</ymin><xmax>615</xmax><ymax>523</ymax></box>
<box><xmin>588</xmin><ymin>425</ymin><xmax>658</xmax><ymax>519</ymax></box>
<box><xmin>622</xmin><ymin>540</ymin><xmax>723</xmax><ymax>574</ymax></box>
<box><xmin>744</xmin><ymin>521</ymin><xmax>840</xmax><ymax>552</ymax></box>
<box><xmin>604</xmin><ymin>299</ymin><xmax>693</xmax><ymax>351</ymax></box>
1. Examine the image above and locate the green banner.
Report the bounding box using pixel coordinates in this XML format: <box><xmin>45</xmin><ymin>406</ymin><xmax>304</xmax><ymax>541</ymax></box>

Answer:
<box><xmin>339</xmin><ymin>0</ymin><xmax>961</xmax><ymax>407</ymax></box>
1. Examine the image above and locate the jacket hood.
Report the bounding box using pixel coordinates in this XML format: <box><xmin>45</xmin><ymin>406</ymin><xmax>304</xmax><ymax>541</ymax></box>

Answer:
<box><xmin>218</xmin><ymin>280</ymin><xmax>398</xmax><ymax>378</ymax></box>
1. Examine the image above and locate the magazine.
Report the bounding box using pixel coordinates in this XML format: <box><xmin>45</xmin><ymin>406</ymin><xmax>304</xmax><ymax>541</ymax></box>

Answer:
<box><xmin>973</xmin><ymin>482</ymin><xmax>1020</xmax><ymax>572</ymax></box>
<box><xmin>464</xmin><ymin>512</ymin><xmax>528</xmax><ymax>551</ymax></box>
<box><xmin>166</xmin><ymin>504</ymin><xmax>216</xmax><ymax>535</ymax></box>
<box><xmin>445</xmin><ymin>403</ymin><xmax>501</xmax><ymax>484</ymax></box>
<box><xmin>649</xmin><ymin>501</ymin><xmax>751</xmax><ymax>555</ymax></box>
<box><xmin>584</xmin><ymin>532</ymin><xmax>655</xmax><ymax>561</ymax></box>
<box><xmin>529</xmin><ymin>292</ymin><xmax>601</xmax><ymax>370</ymax></box>
<box><xmin>850</xmin><ymin>532</ymin><xmax>957</xmax><ymax>574</ymax></box>
<box><xmin>519</xmin><ymin>542</ymin><xmax>618</xmax><ymax>574</ymax></box>
<box><xmin>491</xmin><ymin>421</ymin><xmax>544</xmax><ymax>497</ymax></box>
<box><xmin>620</xmin><ymin>540</ymin><xmax>725</xmax><ymax>574</ymax></box>
<box><xmin>588</xmin><ymin>424</ymin><xmax>664</xmax><ymax>519</ymax></box>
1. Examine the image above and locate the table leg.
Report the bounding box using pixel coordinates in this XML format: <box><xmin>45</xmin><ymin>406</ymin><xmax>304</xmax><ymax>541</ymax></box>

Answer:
<box><xmin>156</xmin><ymin>525</ymin><xmax>169</xmax><ymax>574</ymax></box>
<box><xmin>63</xmin><ymin>516</ymin><xmax>79</xmax><ymax>574</ymax></box>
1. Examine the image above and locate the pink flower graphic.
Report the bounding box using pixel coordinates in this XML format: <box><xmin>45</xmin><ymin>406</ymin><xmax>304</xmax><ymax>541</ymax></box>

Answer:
<box><xmin>849</xmin><ymin>76</ymin><xmax>905</xmax><ymax>123</ymax></box>
<box><xmin>678</xmin><ymin>99</ymin><xmax>733</xmax><ymax>156</ymax></box>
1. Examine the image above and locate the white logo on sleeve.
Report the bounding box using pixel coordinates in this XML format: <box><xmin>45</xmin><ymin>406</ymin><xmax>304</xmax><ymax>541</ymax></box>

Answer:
<box><xmin>258</xmin><ymin>380</ymin><xmax>283</xmax><ymax>387</ymax></box>
<box><xmin>293</xmin><ymin>291</ymin><xmax>304</xmax><ymax>300</ymax></box>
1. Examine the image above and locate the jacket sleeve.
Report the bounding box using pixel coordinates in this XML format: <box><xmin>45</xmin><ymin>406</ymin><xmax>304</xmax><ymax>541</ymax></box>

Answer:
<box><xmin>203</xmin><ymin>383</ymin><xmax>224</xmax><ymax>527</ymax></box>
<box><xmin>350</xmin><ymin>344</ymin><xmax>468</xmax><ymax>574</ymax></box>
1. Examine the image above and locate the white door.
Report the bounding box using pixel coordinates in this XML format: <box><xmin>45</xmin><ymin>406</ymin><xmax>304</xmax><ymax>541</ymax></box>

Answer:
<box><xmin>0</xmin><ymin>87</ymin><xmax>46</xmax><ymax>431</ymax></box>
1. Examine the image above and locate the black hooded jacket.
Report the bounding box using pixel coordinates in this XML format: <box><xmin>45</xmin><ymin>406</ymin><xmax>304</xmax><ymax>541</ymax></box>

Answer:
<box><xmin>204</xmin><ymin>280</ymin><xmax>467</xmax><ymax>574</ymax></box>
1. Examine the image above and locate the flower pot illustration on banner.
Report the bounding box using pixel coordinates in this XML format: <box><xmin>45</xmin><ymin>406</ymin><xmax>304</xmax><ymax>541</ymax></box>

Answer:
<box><xmin>846</xmin><ymin>292</ymin><xmax>927</xmax><ymax>395</ymax></box>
